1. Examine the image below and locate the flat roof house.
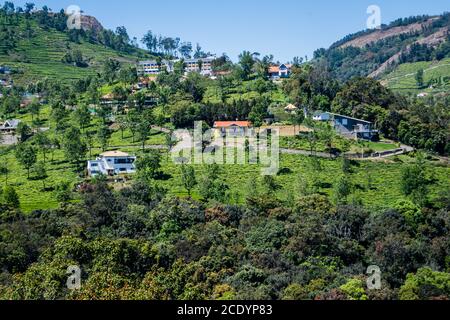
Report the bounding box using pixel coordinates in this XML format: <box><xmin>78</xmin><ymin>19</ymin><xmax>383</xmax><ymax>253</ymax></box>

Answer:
<box><xmin>138</xmin><ymin>60</ymin><xmax>160</xmax><ymax>76</ymax></box>
<box><xmin>0</xmin><ymin>119</ymin><xmax>21</xmax><ymax>133</ymax></box>
<box><xmin>184</xmin><ymin>57</ymin><xmax>215</xmax><ymax>76</ymax></box>
<box><xmin>87</xmin><ymin>151</ymin><xmax>137</xmax><ymax>177</ymax></box>
<box><xmin>313</xmin><ymin>112</ymin><xmax>379</xmax><ymax>141</ymax></box>
<box><xmin>213</xmin><ymin>121</ymin><xmax>252</xmax><ymax>137</ymax></box>
<box><xmin>137</xmin><ymin>59</ymin><xmax>176</xmax><ymax>76</ymax></box>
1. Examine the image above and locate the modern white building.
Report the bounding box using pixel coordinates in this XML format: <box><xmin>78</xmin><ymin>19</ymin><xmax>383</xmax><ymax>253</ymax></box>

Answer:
<box><xmin>184</xmin><ymin>57</ymin><xmax>215</xmax><ymax>76</ymax></box>
<box><xmin>137</xmin><ymin>59</ymin><xmax>175</xmax><ymax>76</ymax></box>
<box><xmin>87</xmin><ymin>151</ymin><xmax>137</xmax><ymax>176</ymax></box>
<box><xmin>137</xmin><ymin>57</ymin><xmax>215</xmax><ymax>77</ymax></box>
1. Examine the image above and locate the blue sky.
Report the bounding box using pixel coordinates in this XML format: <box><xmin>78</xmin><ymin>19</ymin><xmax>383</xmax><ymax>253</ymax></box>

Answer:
<box><xmin>10</xmin><ymin>0</ymin><xmax>450</xmax><ymax>61</ymax></box>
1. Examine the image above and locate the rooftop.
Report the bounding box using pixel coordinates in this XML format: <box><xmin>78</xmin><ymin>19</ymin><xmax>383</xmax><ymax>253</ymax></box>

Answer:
<box><xmin>100</xmin><ymin>151</ymin><xmax>130</xmax><ymax>158</ymax></box>
<box><xmin>313</xmin><ymin>112</ymin><xmax>372</xmax><ymax>124</ymax></box>
<box><xmin>0</xmin><ymin>119</ymin><xmax>21</xmax><ymax>128</ymax></box>
<box><xmin>214</xmin><ymin>121</ymin><xmax>252</xmax><ymax>128</ymax></box>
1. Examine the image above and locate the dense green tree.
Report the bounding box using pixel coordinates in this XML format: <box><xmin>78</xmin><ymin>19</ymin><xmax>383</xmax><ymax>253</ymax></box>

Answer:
<box><xmin>415</xmin><ymin>69</ymin><xmax>425</xmax><ymax>88</ymax></box>
<box><xmin>2</xmin><ymin>185</ymin><xmax>20</xmax><ymax>208</ymax></box>
<box><xmin>33</xmin><ymin>161</ymin><xmax>48</xmax><ymax>190</ymax></box>
<box><xmin>181</xmin><ymin>165</ymin><xmax>197</xmax><ymax>198</ymax></box>
<box><xmin>15</xmin><ymin>143</ymin><xmax>37</xmax><ymax>178</ymax></box>
<box><xmin>135</xmin><ymin>150</ymin><xmax>162</xmax><ymax>180</ymax></box>
<box><xmin>0</xmin><ymin>163</ymin><xmax>8</xmax><ymax>186</ymax></box>
<box><xmin>28</xmin><ymin>99</ymin><xmax>41</xmax><ymax>122</ymax></box>
<box><xmin>73</xmin><ymin>104</ymin><xmax>91</xmax><ymax>132</ymax></box>
<box><xmin>238</xmin><ymin>51</ymin><xmax>255</xmax><ymax>80</ymax></box>
<box><xmin>1</xmin><ymin>95</ymin><xmax>19</xmax><ymax>118</ymax></box>
<box><xmin>333</xmin><ymin>175</ymin><xmax>352</xmax><ymax>204</ymax></box>
<box><xmin>400</xmin><ymin>152</ymin><xmax>429</xmax><ymax>206</ymax></box>
<box><xmin>97</xmin><ymin>124</ymin><xmax>111</xmax><ymax>152</ymax></box>
<box><xmin>399</xmin><ymin>267</ymin><xmax>450</xmax><ymax>300</ymax></box>
<box><xmin>34</xmin><ymin>132</ymin><xmax>51</xmax><ymax>164</ymax></box>
<box><xmin>62</xmin><ymin>126</ymin><xmax>87</xmax><ymax>164</ymax></box>
<box><xmin>16</xmin><ymin>122</ymin><xmax>32</xmax><ymax>142</ymax></box>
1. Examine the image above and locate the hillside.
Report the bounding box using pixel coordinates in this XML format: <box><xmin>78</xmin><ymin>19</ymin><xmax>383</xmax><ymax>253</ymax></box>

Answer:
<box><xmin>0</xmin><ymin>11</ymin><xmax>151</xmax><ymax>85</ymax></box>
<box><xmin>314</xmin><ymin>13</ymin><xmax>450</xmax><ymax>83</ymax></box>
<box><xmin>339</xmin><ymin>17</ymin><xmax>439</xmax><ymax>49</ymax></box>
<box><xmin>380</xmin><ymin>57</ymin><xmax>450</xmax><ymax>94</ymax></box>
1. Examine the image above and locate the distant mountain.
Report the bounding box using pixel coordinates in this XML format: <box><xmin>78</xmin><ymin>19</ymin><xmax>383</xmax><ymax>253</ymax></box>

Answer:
<box><xmin>314</xmin><ymin>13</ymin><xmax>450</xmax><ymax>87</ymax></box>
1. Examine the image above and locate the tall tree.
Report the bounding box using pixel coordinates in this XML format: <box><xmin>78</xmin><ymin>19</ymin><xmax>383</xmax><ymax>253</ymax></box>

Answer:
<box><xmin>73</xmin><ymin>104</ymin><xmax>91</xmax><ymax>132</ymax></box>
<box><xmin>97</xmin><ymin>125</ymin><xmax>111</xmax><ymax>152</ymax></box>
<box><xmin>400</xmin><ymin>152</ymin><xmax>429</xmax><ymax>206</ymax></box>
<box><xmin>179</xmin><ymin>42</ymin><xmax>193</xmax><ymax>58</ymax></box>
<box><xmin>16</xmin><ymin>122</ymin><xmax>32</xmax><ymax>142</ymax></box>
<box><xmin>135</xmin><ymin>150</ymin><xmax>161</xmax><ymax>180</ymax></box>
<box><xmin>29</xmin><ymin>99</ymin><xmax>41</xmax><ymax>122</ymax></box>
<box><xmin>238</xmin><ymin>51</ymin><xmax>255</xmax><ymax>80</ymax></box>
<box><xmin>142</xmin><ymin>30</ymin><xmax>158</xmax><ymax>52</ymax></box>
<box><xmin>35</xmin><ymin>132</ymin><xmax>51</xmax><ymax>164</ymax></box>
<box><xmin>116</xmin><ymin>115</ymin><xmax>128</xmax><ymax>140</ymax></box>
<box><xmin>181</xmin><ymin>165</ymin><xmax>197</xmax><ymax>198</ymax></box>
<box><xmin>15</xmin><ymin>143</ymin><xmax>37</xmax><ymax>178</ymax></box>
<box><xmin>415</xmin><ymin>69</ymin><xmax>425</xmax><ymax>88</ymax></box>
<box><xmin>3</xmin><ymin>186</ymin><xmax>20</xmax><ymax>208</ymax></box>
<box><xmin>24</xmin><ymin>2</ymin><xmax>35</xmax><ymax>17</ymax></box>
<box><xmin>34</xmin><ymin>161</ymin><xmax>48</xmax><ymax>190</ymax></box>
<box><xmin>0</xmin><ymin>163</ymin><xmax>9</xmax><ymax>186</ymax></box>
<box><xmin>255</xmin><ymin>55</ymin><xmax>273</xmax><ymax>79</ymax></box>
<box><xmin>63</xmin><ymin>126</ymin><xmax>87</xmax><ymax>165</ymax></box>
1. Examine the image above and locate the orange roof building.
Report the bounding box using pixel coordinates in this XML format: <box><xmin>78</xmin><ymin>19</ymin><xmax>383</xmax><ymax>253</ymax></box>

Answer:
<box><xmin>213</xmin><ymin>121</ymin><xmax>252</xmax><ymax>128</ymax></box>
<box><xmin>213</xmin><ymin>121</ymin><xmax>252</xmax><ymax>138</ymax></box>
<box><xmin>268</xmin><ymin>63</ymin><xmax>292</xmax><ymax>79</ymax></box>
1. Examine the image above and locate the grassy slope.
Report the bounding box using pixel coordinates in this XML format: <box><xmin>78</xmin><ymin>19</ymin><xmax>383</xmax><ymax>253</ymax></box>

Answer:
<box><xmin>2</xmin><ymin>139</ymin><xmax>449</xmax><ymax>213</ymax></box>
<box><xmin>0</xmin><ymin>19</ymin><xmax>149</xmax><ymax>85</ymax></box>
<box><xmin>2</xmin><ymin>101</ymin><xmax>449</xmax><ymax>213</ymax></box>
<box><xmin>381</xmin><ymin>58</ymin><xmax>450</xmax><ymax>94</ymax></box>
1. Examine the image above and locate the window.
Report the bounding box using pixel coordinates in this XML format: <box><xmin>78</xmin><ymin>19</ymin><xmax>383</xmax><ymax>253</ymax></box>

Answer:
<box><xmin>342</xmin><ymin>119</ymin><xmax>348</xmax><ymax>126</ymax></box>
<box><xmin>114</xmin><ymin>158</ymin><xmax>134</xmax><ymax>164</ymax></box>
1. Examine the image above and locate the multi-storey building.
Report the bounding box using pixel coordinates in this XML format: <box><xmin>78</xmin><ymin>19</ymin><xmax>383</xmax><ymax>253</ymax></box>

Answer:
<box><xmin>87</xmin><ymin>151</ymin><xmax>137</xmax><ymax>176</ymax></box>
<box><xmin>137</xmin><ymin>57</ymin><xmax>215</xmax><ymax>77</ymax></box>
<box><xmin>137</xmin><ymin>60</ymin><xmax>175</xmax><ymax>76</ymax></box>
<box><xmin>184</xmin><ymin>57</ymin><xmax>215</xmax><ymax>76</ymax></box>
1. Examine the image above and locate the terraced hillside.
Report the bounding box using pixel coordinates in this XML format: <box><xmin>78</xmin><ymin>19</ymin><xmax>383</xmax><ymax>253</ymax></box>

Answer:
<box><xmin>381</xmin><ymin>58</ymin><xmax>450</xmax><ymax>95</ymax></box>
<box><xmin>0</xmin><ymin>17</ymin><xmax>150</xmax><ymax>85</ymax></box>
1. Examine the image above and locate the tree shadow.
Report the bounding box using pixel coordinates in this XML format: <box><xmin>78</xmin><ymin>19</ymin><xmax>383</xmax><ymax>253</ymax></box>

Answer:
<box><xmin>154</xmin><ymin>172</ymin><xmax>172</xmax><ymax>181</ymax></box>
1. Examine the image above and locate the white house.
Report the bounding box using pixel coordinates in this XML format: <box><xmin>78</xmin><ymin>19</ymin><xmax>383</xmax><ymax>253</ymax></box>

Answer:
<box><xmin>137</xmin><ymin>59</ymin><xmax>176</xmax><ymax>76</ymax></box>
<box><xmin>137</xmin><ymin>57</ymin><xmax>216</xmax><ymax>77</ymax></box>
<box><xmin>0</xmin><ymin>119</ymin><xmax>21</xmax><ymax>133</ymax></box>
<box><xmin>184</xmin><ymin>57</ymin><xmax>215</xmax><ymax>76</ymax></box>
<box><xmin>87</xmin><ymin>151</ymin><xmax>137</xmax><ymax>176</ymax></box>
<box><xmin>268</xmin><ymin>64</ymin><xmax>292</xmax><ymax>80</ymax></box>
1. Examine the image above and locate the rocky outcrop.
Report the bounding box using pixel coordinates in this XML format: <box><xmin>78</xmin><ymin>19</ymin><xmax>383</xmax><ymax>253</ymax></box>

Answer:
<box><xmin>81</xmin><ymin>15</ymin><xmax>104</xmax><ymax>33</ymax></box>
